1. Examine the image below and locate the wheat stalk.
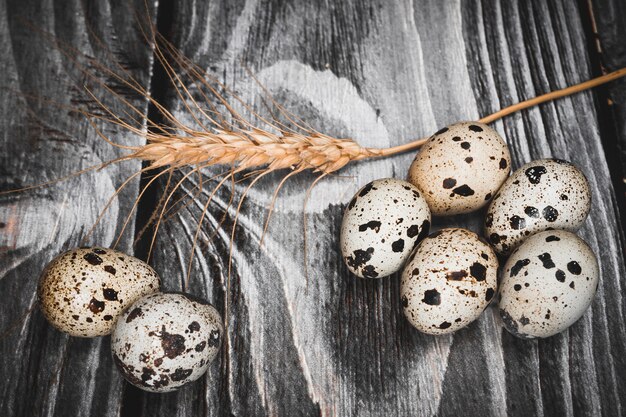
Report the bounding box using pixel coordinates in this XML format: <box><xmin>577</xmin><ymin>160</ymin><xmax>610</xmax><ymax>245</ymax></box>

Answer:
<box><xmin>120</xmin><ymin>67</ymin><xmax>626</xmax><ymax>176</ymax></box>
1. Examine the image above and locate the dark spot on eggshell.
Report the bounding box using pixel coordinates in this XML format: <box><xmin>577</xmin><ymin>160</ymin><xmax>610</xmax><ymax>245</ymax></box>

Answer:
<box><xmin>170</xmin><ymin>368</ymin><xmax>193</xmax><ymax>382</ymax></box>
<box><xmin>514</xmin><ymin>284</ymin><xmax>522</xmax><ymax>291</ymax></box>
<box><xmin>103</xmin><ymin>288</ymin><xmax>118</xmax><ymax>301</ymax></box>
<box><xmin>538</xmin><ymin>253</ymin><xmax>556</xmax><ymax>269</ymax></box>
<box><xmin>412</xmin><ymin>268</ymin><xmax>420</xmax><ymax>276</ymax></box>
<box><xmin>358</xmin><ymin>221</ymin><xmax>381</xmax><ymax>233</ymax></box>
<box><xmin>401</xmin><ymin>296</ymin><xmax>409</xmax><ymax>308</ymax></box>
<box><xmin>460</xmin><ymin>142</ymin><xmax>471</xmax><ymax>150</ymax></box>
<box><xmin>417</xmin><ymin>220</ymin><xmax>431</xmax><ymax>241</ymax></box>
<box><xmin>126</xmin><ymin>307</ymin><xmax>143</xmax><ymax>323</ymax></box>
<box><xmin>510</xmin><ymin>259</ymin><xmax>530</xmax><ymax>276</ymax></box>
<box><xmin>489</xmin><ymin>233</ymin><xmax>501</xmax><ymax>245</ymax></box>
<box><xmin>499</xmin><ymin>158</ymin><xmax>508</xmax><ymax>169</ymax></box>
<box><xmin>358</xmin><ymin>182</ymin><xmax>375</xmax><ymax>197</ymax></box>
<box><xmin>452</xmin><ymin>136</ymin><xmax>461</xmax><ymax>142</ymax></box>
<box><xmin>469</xmin><ymin>124</ymin><xmax>483</xmax><ymax>132</ymax></box>
<box><xmin>554</xmin><ymin>269</ymin><xmax>566</xmax><ymax>282</ymax></box>
<box><xmin>88</xmin><ymin>298</ymin><xmax>105</xmax><ymax>314</ymax></box>
<box><xmin>435</xmin><ymin>126</ymin><xmax>449</xmax><ymax>135</ymax></box>
<box><xmin>465</xmin><ymin>157</ymin><xmax>473</xmax><ymax>163</ymax></box>
<box><xmin>188</xmin><ymin>321</ymin><xmax>201</xmax><ymax>333</ymax></box>
<box><xmin>510</xmin><ymin>215</ymin><xmax>526</xmax><ymax>230</ymax></box>
<box><xmin>195</xmin><ymin>341</ymin><xmax>207</xmax><ymax>352</ymax></box>
<box><xmin>159</xmin><ymin>327</ymin><xmax>186</xmax><ymax>359</ymax></box>
<box><xmin>345</xmin><ymin>247</ymin><xmax>374</xmax><ymax>269</ymax></box>
<box><xmin>83</xmin><ymin>252</ymin><xmax>103</xmax><ymax>266</ymax></box>
<box><xmin>391</xmin><ymin>239</ymin><xmax>405</xmax><ymax>252</ymax></box>
<box><xmin>567</xmin><ymin>261</ymin><xmax>582</xmax><ymax>275</ymax></box>
<box><xmin>486</xmin><ymin>288</ymin><xmax>495</xmax><ymax>301</ymax></box>
<box><xmin>484</xmin><ymin>193</ymin><xmax>492</xmax><ymax>201</ymax></box>
<box><xmin>439</xmin><ymin>321</ymin><xmax>452</xmax><ymax>329</ymax></box>
<box><xmin>452</xmin><ymin>184</ymin><xmax>474</xmax><ymax>196</ymax></box>
<box><xmin>104</xmin><ymin>265</ymin><xmax>116</xmax><ymax>275</ymax></box>
<box><xmin>422</xmin><ymin>289</ymin><xmax>441</xmax><ymax>306</ymax></box>
<box><xmin>407</xmin><ymin>225</ymin><xmax>419</xmax><ymax>238</ymax></box>
<box><xmin>525</xmin><ymin>166</ymin><xmax>547</xmax><ymax>184</ymax></box>
<box><xmin>208</xmin><ymin>329</ymin><xmax>221</xmax><ymax>348</ymax></box>
<box><xmin>546</xmin><ymin>235</ymin><xmax>560</xmax><ymax>242</ymax></box>
<box><xmin>470</xmin><ymin>263</ymin><xmax>487</xmax><ymax>281</ymax></box>
<box><xmin>103</xmin><ymin>315</ymin><xmax>113</xmax><ymax>321</ymax></box>
<box><xmin>481</xmin><ymin>253</ymin><xmax>489</xmax><ymax>260</ymax></box>
<box><xmin>542</xmin><ymin>206</ymin><xmax>559</xmax><ymax>222</ymax></box>
<box><xmin>519</xmin><ymin>316</ymin><xmax>530</xmax><ymax>326</ymax></box>
<box><xmin>93</xmin><ymin>248</ymin><xmax>107</xmax><ymax>255</ymax></box>
<box><xmin>362</xmin><ymin>265</ymin><xmax>379</xmax><ymax>278</ymax></box>
<box><xmin>141</xmin><ymin>367</ymin><xmax>157</xmax><ymax>383</ymax></box>
<box><xmin>524</xmin><ymin>206</ymin><xmax>540</xmax><ymax>218</ymax></box>
<box><xmin>443</xmin><ymin>178</ymin><xmax>457</xmax><ymax>189</ymax></box>
<box><xmin>347</xmin><ymin>196</ymin><xmax>357</xmax><ymax>210</ymax></box>
<box><xmin>570</xmin><ymin>281</ymin><xmax>576</xmax><ymax>289</ymax></box>
<box><xmin>447</xmin><ymin>270</ymin><xmax>468</xmax><ymax>281</ymax></box>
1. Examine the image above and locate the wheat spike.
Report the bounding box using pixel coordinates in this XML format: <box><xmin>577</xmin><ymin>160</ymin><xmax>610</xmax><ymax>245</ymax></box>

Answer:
<box><xmin>131</xmin><ymin>129</ymin><xmax>382</xmax><ymax>174</ymax></box>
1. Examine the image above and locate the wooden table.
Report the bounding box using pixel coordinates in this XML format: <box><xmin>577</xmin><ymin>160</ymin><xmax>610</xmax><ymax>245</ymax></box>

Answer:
<box><xmin>1</xmin><ymin>1</ymin><xmax>625</xmax><ymax>416</ymax></box>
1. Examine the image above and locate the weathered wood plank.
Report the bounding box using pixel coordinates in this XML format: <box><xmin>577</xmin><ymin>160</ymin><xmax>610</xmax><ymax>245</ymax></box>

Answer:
<box><xmin>589</xmin><ymin>0</ymin><xmax>626</xmax><ymax>218</ymax></box>
<box><xmin>0</xmin><ymin>1</ymin><xmax>155</xmax><ymax>416</ymax></box>
<box><xmin>142</xmin><ymin>0</ymin><xmax>626</xmax><ymax>416</ymax></box>
<box><xmin>1</xmin><ymin>0</ymin><xmax>625</xmax><ymax>416</ymax></box>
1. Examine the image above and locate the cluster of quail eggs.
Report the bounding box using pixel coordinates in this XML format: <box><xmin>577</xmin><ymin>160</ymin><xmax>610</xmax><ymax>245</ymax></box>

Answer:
<box><xmin>340</xmin><ymin>121</ymin><xmax>598</xmax><ymax>338</ymax></box>
<box><xmin>38</xmin><ymin>247</ymin><xmax>223</xmax><ymax>392</ymax></box>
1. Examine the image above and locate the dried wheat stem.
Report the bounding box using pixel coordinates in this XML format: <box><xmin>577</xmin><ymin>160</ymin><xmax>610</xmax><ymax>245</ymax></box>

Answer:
<box><xmin>367</xmin><ymin>67</ymin><xmax>626</xmax><ymax>158</ymax></box>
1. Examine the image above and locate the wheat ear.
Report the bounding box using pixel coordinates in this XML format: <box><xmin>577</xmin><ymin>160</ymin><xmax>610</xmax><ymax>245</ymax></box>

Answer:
<box><xmin>127</xmin><ymin>67</ymin><xmax>626</xmax><ymax>175</ymax></box>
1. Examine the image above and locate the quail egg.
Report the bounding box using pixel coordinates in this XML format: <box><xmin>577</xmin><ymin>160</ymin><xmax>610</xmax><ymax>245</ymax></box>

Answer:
<box><xmin>38</xmin><ymin>247</ymin><xmax>160</xmax><ymax>337</ymax></box>
<box><xmin>485</xmin><ymin>158</ymin><xmax>591</xmax><ymax>254</ymax></box>
<box><xmin>400</xmin><ymin>228</ymin><xmax>498</xmax><ymax>335</ymax></box>
<box><xmin>111</xmin><ymin>292</ymin><xmax>223</xmax><ymax>392</ymax></box>
<box><xmin>498</xmin><ymin>230</ymin><xmax>599</xmax><ymax>338</ymax></box>
<box><xmin>340</xmin><ymin>178</ymin><xmax>431</xmax><ymax>278</ymax></box>
<box><xmin>408</xmin><ymin>122</ymin><xmax>511</xmax><ymax>215</ymax></box>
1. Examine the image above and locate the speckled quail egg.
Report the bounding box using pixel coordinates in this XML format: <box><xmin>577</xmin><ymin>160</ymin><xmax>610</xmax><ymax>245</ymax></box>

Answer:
<box><xmin>340</xmin><ymin>178</ymin><xmax>431</xmax><ymax>278</ymax></box>
<box><xmin>400</xmin><ymin>228</ymin><xmax>498</xmax><ymax>335</ymax></box>
<box><xmin>38</xmin><ymin>247</ymin><xmax>161</xmax><ymax>337</ymax></box>
<box><xmin>111</xmin><ymin>292</ymin><xmax>223</xmax><ymax>392</ymax></box>
<box><xmin>485</xmin><ymin>158</ymin><xmax>591</xmax><ymax>255</ymax></box>
<box><xmin>408</xmin><ymin>122</ymin><xmax>511</xmax><ymax>216</ymax></box>
<box><xmin>498</xmin><ymin>230</ymin><xmax>599</xmax><ymax>338</ymax></box>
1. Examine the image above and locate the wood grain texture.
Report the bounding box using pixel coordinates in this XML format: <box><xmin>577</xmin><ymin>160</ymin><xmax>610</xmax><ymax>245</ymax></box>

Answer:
<box><xmin>0</xmin><ymin>0</ymin><xmax>155</xmax><ymax>416</ymax></box>
<box><xmin>589</xmin><ymin>0</ymin><xmax>626</xmax><ymax>212</ymax></box>
<box><xmin>1</xmin><ymin>0</ymin><xmax>625</xmax><ymax>416</ymax></box>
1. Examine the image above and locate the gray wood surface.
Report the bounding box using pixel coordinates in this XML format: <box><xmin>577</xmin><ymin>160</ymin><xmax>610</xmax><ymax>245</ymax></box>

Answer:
<box><xmin>1</xmin><ymin>0</ymin><xmax>625</xmax><ymax>416</ymax></box>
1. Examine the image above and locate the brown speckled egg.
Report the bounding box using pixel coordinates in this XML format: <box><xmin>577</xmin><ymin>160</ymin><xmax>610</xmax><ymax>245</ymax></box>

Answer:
<box><xmin>400</xmin><ymin>228</ymin><xmax>498</xmax><ymax>335</ymax></box>
<box><xmin>38</xmin><ymin>247</ymin><xmax>160</xmax><ymax>337</ymax></box>
<box><xmin>340</xmin><ymin>178</ymin><xmax>431</xmax><ymax>278</ymax></box>
<box><xmin>111</xmin><ymin>292</ymin><xmax>223</xmax><ymax>392</ymax></box>
<box><xmin>408</xmin><ymin>122</ymin><xmax>511</xmax><ymax>216</ymax></box>
<box><xmin>499</xmin><ymin>230</ymin><xmax>599</xmax><ymax>338</ymax></box>
<box><xmin>485</xmin><ymin>159</ymin><xmax>591</xmax><ymax>255</ymax></box>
